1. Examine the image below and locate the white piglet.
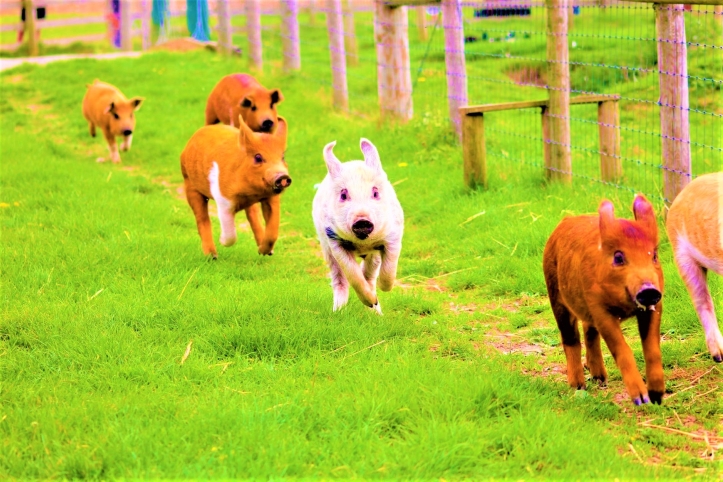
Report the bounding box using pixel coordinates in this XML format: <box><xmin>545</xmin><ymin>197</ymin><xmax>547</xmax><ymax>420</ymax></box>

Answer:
<box><xmin>312</xmin><ymin>139</ymin><xmax>404</xmax><ymax>313</ymax></box>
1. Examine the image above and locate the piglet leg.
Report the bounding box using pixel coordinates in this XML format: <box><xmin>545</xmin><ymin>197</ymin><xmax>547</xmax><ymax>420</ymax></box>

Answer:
<box><xmin>103</xmin><ymin>129</ymin><xmax>120</xmax><ymax>163</ymax></box>
<box><xmin>326</xmin><ymin>252</ymin><xmax>349</xmax><ymax>311</ymax></box>
<box><xmin>330</xmin><ymin>244</ymin><xmax>380</xmax><ymax>313</ymax></box>
<box><xmin>676</xmin><ymin>255</ymin><xmax>722</xmax><ymax>362</ymax></box>
<box><xmin>121</xmin><ymin>134</ymin><xmax>133</xmax><ymax>151</ymax></box>
<box><xmin>258</xmin><ymin>195</ymin><xmax>280</xmax><ymax>255</ymax></box>
<box><xmin>378</xmin><ymin>236</ymin><xmax>402</xmax><ymax>292</ymax></box>
<box><xmin>597</xmin><ymin>318</ymin><xmax>649</xmax><ymax>405</ymax></box>
<box><xmin>637</xmin><ymin>309</ymin><xmax>665</xmax><ymax>404</ymax></box>
<box><xmin>244</xmin><ymin>203</ymin><xmax>265</xmax><ymax>248</ymax></box>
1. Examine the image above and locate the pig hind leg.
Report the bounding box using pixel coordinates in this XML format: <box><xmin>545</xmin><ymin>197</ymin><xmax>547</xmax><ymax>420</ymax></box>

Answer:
<box><xmin>186</xmin><ymin>187</ymin><xmax>217</xmax><ymax>258</ymax></box>
<box><xmin>545</xmin><ymin>271</ymin><xmax>586</xmax><ymax>389</ymax></box>
<box><xmin>675</xmin><ymin>246</ymin><xmax>722</xmax><ymax>362</ymax></box>
<box><xmin>88</xmin><ymin>121</ymin><xmax>96</xmax><ymax>138</ymax></box>
<box><xmin>582</xmin><ymin>320</ymin><xmax>608</xmax><ymax>386</ymax></box>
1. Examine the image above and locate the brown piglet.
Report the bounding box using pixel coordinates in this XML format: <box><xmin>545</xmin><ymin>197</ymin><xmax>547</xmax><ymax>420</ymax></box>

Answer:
<box><xmin>543</xmin><ymin>195</ymin><xmax>665</xmax><ymax>405</ymax></box>
<box><xmin>82</xmin><ymin>79</ymin><xmax>144</xmax><ymax>163</ymax></box>
<box><xmin>666</xmin><ymin>172</ymin><xmax>723</xmax><ymax>362</ymax></box>
<box><xmin>180</xmin><ymin>115</ymin><xmax>291</xmax><ymax>258</ymax></box>
<box><xmin>205</xmin><ymin>74</ymin><xmax>283</xmax><ymax>133</ymax></box>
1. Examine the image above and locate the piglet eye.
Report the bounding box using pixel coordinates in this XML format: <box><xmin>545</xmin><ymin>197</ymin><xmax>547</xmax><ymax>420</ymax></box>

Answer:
<box><xmin>613</xmin><ymin>251</ymin><xmax>625</xmax><ymax>266</ymax></box>
<box><xmin>653</xmin><ymin>250</ymin><xmax>658</xmax><ymax>263</ymax></box>
<box><xmin>372</xmin><ymin>187</ymin><xmax>380</xmax><ymax>200</ymax></box>
<box><xmin>112</xmin><ymin>113</ymin><xmax>119</xmax><ymax>120</ymax></box>
<box><xmin>340</xmin><ymin>189</ymin><xmax>349</xmax><ymax>202</ymax></box>
<box><xmin>254</xmin><ymin>154</ymin><xmax>263</xmax><ymax>164</ymax></box>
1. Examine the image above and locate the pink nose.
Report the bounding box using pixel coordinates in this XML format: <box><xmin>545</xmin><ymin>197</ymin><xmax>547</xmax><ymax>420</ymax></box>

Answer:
<box><xmin>274</xmin><ymin>175</ymin><xmax>291</xmax><ymax>190</ymax></box>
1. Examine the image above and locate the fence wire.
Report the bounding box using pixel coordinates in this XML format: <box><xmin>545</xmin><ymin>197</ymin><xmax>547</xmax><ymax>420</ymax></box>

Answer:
<box><xmin>241</xmin><ymin>0</ymin><xmax>720</xmax><ymax>201</ymax></box>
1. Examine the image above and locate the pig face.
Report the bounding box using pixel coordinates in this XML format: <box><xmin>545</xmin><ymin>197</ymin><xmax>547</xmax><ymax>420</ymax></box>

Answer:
<box><xmin>239</xmin><ymin>89</ymin><xmax>283</xmax><ymax>133</ymax></box>
<box><xmin>598</xmin><ymin>195</ymin><xmax>663</xmax><ymax>313</ymax></box>
<box><xmin>322</xmin><ymin>139</ymin><xmax>392</xmax><ymax>243</ymax></box>
<box><xmin>237</xmin><ymin>115</ymin><xmax>291</xmax><ymax>195</ymax></box>
<box><xmin>105</xmin><ymin>97</ymin><xmax>143</xmax><ymax>138</ymax></box>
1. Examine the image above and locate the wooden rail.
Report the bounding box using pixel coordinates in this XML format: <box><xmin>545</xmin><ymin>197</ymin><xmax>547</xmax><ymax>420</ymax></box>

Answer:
<box><xmin>460</xmin><ymin>95</ymin><xmax>622</xmax><ymax>189</ymax></box>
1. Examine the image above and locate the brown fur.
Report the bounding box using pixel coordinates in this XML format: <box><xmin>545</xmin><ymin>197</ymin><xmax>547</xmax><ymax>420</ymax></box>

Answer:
<box><xmin>543</xmin><ymin>195</ymin><xmax>665</xmax><ymax>404</ymax></box>
<box><xmin>666</xmin><ymin>172</ymin><xmax>723</xmax><ymax>362</ymax></box>
<box><xmin>204</xmin><ymin>74</ymin><xmax>283</xmax><ymax>133</ymax></box>
<box><xmin>81</xmin><ymin>79</ymin><xmax>144</xmax><ymax>163</ymax></box>
<box><xmin>180</xmin><ymin>115</ymin><xmax>291</xmax><ymax>258</ymax></box>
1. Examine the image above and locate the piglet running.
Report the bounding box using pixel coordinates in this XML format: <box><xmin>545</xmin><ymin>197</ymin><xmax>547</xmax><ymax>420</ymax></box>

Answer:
<box><xmin>543</xmin><ymin>195</ymin><xmax>665</xmax><ymax>405</ymax></box>
<box><xmin>312</xmin><ymin>139</ymin><xmax>404</xmax><ymax>313</ymax></box>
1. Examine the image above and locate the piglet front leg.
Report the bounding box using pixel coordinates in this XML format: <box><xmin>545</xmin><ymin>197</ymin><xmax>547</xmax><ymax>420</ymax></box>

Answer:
<box><xmin>378</xmin><ymin>235</ymin><xmax>402</xmax><ymax>292</ymax></box>
<box><xmin>330</xmin><ymin>244</ymin><xmax>380</xmax><ymax>314</ymax></box>
<box><xmin>258</xmin><ymin>196</ymin><xmax>281</xmax><ymax>256</ymax></box>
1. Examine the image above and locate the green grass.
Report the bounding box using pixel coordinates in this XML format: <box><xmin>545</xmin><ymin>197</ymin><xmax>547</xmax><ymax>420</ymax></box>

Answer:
<box><xmin>1</xmin><ymin>9</ymin><xmax>722</xmax><ymax>480</ymax></box>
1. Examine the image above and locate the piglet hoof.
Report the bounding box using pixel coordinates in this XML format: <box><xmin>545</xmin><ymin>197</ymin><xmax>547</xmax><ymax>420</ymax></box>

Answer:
<box><xmin>713</xmin><ymin>354</ymin><xmax>722</xmax><ymax>363</ymax></box>
<box><xmin>648</xmin><ymin>391</ymin><xmax>663</xmax><ymax>405</ymax></box>
<box><xmin>633</xmin><ymin>397</ymin><xmax>642</xmax><ymax>406</ymax></box>
<box><xmin>370</xmin><ymin>302</ymin><xmax>383</xmax><ymax>315</ymax></box>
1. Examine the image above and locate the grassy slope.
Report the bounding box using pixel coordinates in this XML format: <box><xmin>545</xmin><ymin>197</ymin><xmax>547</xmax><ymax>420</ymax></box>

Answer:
<box><xmin>0</xmin><ymin>15</ymin><xmax>721</xmax><ymax>481</ymax></box>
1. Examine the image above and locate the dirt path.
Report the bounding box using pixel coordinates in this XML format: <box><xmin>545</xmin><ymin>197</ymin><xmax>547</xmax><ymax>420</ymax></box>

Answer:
<box><xmin>0</xmin><ymin>51</ymin><xmax>141</xmax><ymax>72</ymax></box>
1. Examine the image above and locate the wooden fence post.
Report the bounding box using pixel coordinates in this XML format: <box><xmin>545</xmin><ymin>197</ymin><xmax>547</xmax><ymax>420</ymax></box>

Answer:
<box><xmin>462</xmin><ymin>113</ymin><xmax>486</xmax><ymax>189</ymax></box>
<box><xmin>247</xmin><ymin>0</ymin><xmax>263</xmax><ymax>70</ymax></box>
<box><xmin>655</xmin><ymin>3</ymin><xmax>690</xmax><ymax>203</ymax></box>
<box><xmin>216</xmin><ymin>0</ymin><xmax>232</xmax><ymax>55</ymax></box>
<box><xmin>545</xmin><ymin>0</ymin><xmax>571</xmax><ymax>183</ymax></box>
<box><xmin>442</xmin><ymin>0</ymin><xmax>467</xmax><ymax>139</ymax></box>
<box><xmin>416</xmin><ymin>6</ymin><xmax>428</xmax><ymax>42</ymax></box>
<box><xmin>120</xmin><ymin>0</ymin><xmax>133</xmax><ymax>51</ymax></box>
<box><xmin>308</xmin><ymin>0</ymin><xmax>317</xmax><ymax>26</ymax></box>
<box><xmin>22</xmin><ymin>0</ymin><xmax>39</xmax><ymax>57</ymax></box>
<box><xmin>374</xmin><ymin>1</ymin><xmax>413</xmax><ymax>121</ymax></box>
<box><xmin>327</xmin><ymin>0</ymin><xmax>349</xmax><ymax>110</ymax></box>
<box><xmin>716</xmin><ymin>6</ymin><xmax>723</xmax><ymax>27</ymax></box>
<box><xmin>281</xmin><ymin>0</ymin><xmax>301</xmax><ymax>69</ymax></box>
<box><xmin>343</xmin><ymin>0</ymin><xmax>358</xmax><ymax>66</ymax></box>
<box><xmin>598</xmin><ymin>99</ymin><xmax>621</xmax><ymax>182</ymax></box>
<box><xmin>141</xmin><ymin>0</ymin><xmax>150</xmax><ymax>50</ymax></box>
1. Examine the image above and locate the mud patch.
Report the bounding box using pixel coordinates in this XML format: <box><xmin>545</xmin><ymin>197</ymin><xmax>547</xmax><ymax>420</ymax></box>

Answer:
<box><xmin>485</xmin><ymin>328</ymin><xmax>545</xmax><ymax>355</ymax></box>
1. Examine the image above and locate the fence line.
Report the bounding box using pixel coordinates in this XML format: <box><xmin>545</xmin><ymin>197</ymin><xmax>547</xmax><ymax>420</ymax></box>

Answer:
<box><xmin>3</xmin><ymin>0</ymin><xmax>720</xmax><ymax>202</ymax></box>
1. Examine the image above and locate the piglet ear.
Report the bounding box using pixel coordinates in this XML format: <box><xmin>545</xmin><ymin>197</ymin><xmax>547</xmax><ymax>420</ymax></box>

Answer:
<box><xmin>275</xmin><ymin>116</ymin><xmax>288</xmax><ymax>147</ymax></box>
<box><xmin>270</xmin><ymin>89</ymin><xmax>283</xmax><ymax>105</ymax></box>
<box><xmin>360</xmin><ymin>138</ymin><xmax>382</xmax><ymax>173</ymax></box>
<box><xmin>598</xmin><ymin>200</ymin><xmax>615</xmax><ymax>240</ymax></box>
<box><xmin>237</xmin><ymin>114</ymin><xmax>255</xmax><ymax>150</ymax></box>
<box><xmin>323</xmin><ymin>141</ymin><xmax>342</xmax><ymax>179</ymax></box>
<box><xmin>632</xmin><ymin>194</ymin><xmax>658</xmax><ymax>239</ymax></box>
<box><xmin>130</xmin><ymin>97</ymin><xmax>144</xmax><ymax>111</ymax></box>
<box><xmin>104</xmin><ymin>102</ymin><xmax>115</xmax><ymax>114</ymax></box>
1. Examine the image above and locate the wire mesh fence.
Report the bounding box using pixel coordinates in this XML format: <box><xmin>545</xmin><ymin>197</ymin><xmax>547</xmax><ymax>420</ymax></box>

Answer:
<box><xmin>238</xmin><ymin>0</ymin><xmax>720</xmax><ymax>202</ymax></box>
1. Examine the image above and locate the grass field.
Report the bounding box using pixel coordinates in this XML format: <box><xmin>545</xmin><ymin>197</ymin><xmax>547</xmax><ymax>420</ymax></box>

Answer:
<box><xmin>1</xmin><ymin>8</ymin><xmax>722</xmax><ymax>480</ymax></box>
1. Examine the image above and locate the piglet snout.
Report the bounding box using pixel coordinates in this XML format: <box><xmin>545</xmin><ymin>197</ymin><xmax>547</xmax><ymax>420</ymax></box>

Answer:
<box><xmin>274</xmin><ymin>174</ymin><xmax>292</xmax><ymax>193</ymax></box>
<box><xmin>123</xmin><ymin>129</ymin><xmax>133</xmax><ymax>136</ymax></box>
<box><xmin>352</xmin><ymin>219</ymin><xmax>374</xmax><ymax>240</ymax></box>
<box><xmin>261</xmin><ymin>120</ymin><xmax>274</xmax><ymax>132</ymax></box>
<box><xmin>636</xmin><ymin>285</ymin><xmax>661</xmax><ymax>308</ymax></box>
